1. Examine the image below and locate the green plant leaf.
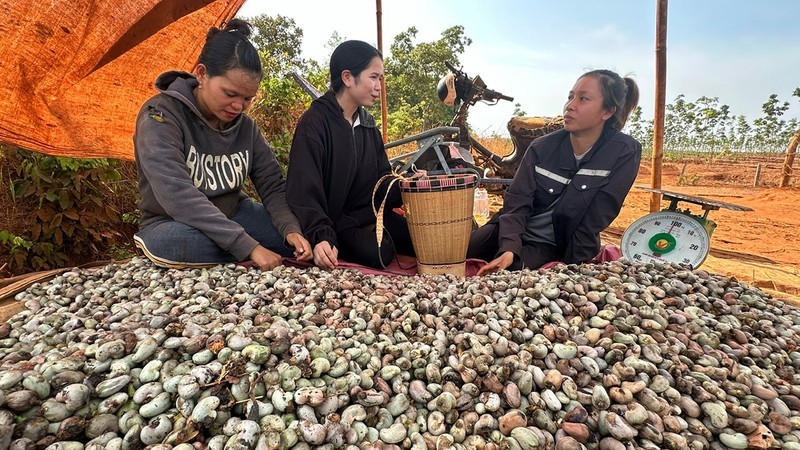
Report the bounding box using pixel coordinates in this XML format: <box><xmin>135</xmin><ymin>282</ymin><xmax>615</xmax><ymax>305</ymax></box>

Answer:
<box><xmin>31</xmin><ymin>223</ymin><xmax>41</xmax><ymax>241</ymax></box>
<box><xmin>63</xmin><ymin>209</ymin><xmax>79</xmax><ymax>220</ymax></box>
<box><xmin>107</xmin><ymin>169</ymin><xmax>122</xmax><ymax>181</ymax></box>
<box><xmin>13</xmin><ymin>252</ymin><xmax>26</xmax><ymax>270</ymax></box>
<box><xmin>59</xmin><ymin>195</ymin><xmax>73</xmax><ymax>210</ymax></box>
<box><xmin>36</xmin><ymin>208</ymin><xmax>54</xmax><ymax>222</ymax></box>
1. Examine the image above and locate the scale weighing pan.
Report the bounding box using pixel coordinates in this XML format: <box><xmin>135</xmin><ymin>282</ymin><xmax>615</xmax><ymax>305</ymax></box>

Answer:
<box><xmin>621</xmin><ymin>187</ymin><xmax>753</xmax><ymax>268</ymax></box>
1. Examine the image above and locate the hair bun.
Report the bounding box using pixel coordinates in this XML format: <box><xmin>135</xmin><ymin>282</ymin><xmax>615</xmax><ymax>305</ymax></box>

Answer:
<box><xmin>223</xmin><ymin>18</ymin><xmax>252</xmax><ymax>38</ymax></box>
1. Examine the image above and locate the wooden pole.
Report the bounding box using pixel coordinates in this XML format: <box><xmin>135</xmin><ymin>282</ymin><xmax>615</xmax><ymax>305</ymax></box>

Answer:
<box><xmin>376</xmin><ymin>0</ymin><xmax>388</xmax><ymax>143</ymax></box>
<box><xmin>650</xmin><ymin>0</ymin><xmax>668</xmax><ymax>212</ymax></box>
<box><xmin>779</xmin><ymin>129</ymin><xmax>799</xmax><ymax>187</ymax></box>
<box><xmin>753</xmin><ymin>163</ymin><xmax>762</xmax><ymax>187</ymax></box>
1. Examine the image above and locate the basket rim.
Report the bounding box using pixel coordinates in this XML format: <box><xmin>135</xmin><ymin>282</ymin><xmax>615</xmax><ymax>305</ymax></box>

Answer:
<box><xmin>400</xmin><ymin>173</ymin><xmax>478</xmax><ymax>192</ymax></box>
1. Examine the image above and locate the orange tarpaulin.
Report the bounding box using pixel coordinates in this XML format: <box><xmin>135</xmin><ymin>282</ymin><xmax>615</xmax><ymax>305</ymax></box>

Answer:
<box><xmin>0</xmin><ymin>0</ymin><xmax>245</xmax><ymax>161</ymax></box>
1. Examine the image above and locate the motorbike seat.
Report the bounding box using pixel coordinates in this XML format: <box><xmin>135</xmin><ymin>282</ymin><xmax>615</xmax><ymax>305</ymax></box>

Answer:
<box><xmin>507</xmin><ymin>115</ymin><xmax>564</xmax><ymax>137</ymax></box>
<box><xmin>507</xmin><ymin>116</ymin><xmax>564</xmax><ymax>152</ymax></box>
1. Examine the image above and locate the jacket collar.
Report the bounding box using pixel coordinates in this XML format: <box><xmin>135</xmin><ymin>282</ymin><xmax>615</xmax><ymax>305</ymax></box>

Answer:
<box><xmin>558</xmin><ymin>125</ymin><xmax>618</xmax><ymax>169</ymax></box>
<box><xmin>317</xmin><ymin>91</ymin><xmax>376</xmax><ymax>129</ymax></box>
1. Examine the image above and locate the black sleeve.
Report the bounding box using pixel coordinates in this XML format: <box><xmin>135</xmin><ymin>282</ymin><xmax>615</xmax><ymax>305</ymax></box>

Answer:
<box><xmin>286</xmin><ymin>120</ymin><xmax>338</xmax><ymax>247</ymax></box>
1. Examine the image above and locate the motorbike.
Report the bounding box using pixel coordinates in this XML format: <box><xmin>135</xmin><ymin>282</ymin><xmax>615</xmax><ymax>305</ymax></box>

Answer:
<box><xmin>434</xmin><ymin>61</ymin><xmax>564</xmax><ymax>182</ymax></box>
<box><xmin>290</xmin><ymin>63</ymin><xmax>564</xmax><ymax>189</ymax></box>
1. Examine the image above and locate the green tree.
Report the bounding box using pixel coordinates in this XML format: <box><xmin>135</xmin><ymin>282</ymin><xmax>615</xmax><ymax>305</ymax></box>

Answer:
<box><xmin>626</xmin><ymin>106</ymin><xmax>653</xmax><ymax>150</ymax></box>
<box><xmin>663</xmin><ymin>95</ymin><xmax>731</xmax><ymax>153</ymax></box>
<box><xmin>243</xmin><ymin>14</ymin><xmax>327</xmax><ymax>171</ymax></box>
<box><xmin>692</xmin><ymin>96</ymin><xmax>731</xmax><ymax>153</ymax></box>
<box><xmin>382</xmin><ymin>26</ymin><xmax>472</xmax><ymax>141</ymax></box>
<box><xmin>248</xmin><ymin>15</ymin><xmax>307</xmax><ymax>76</ymax></box>
<box><xmin>753</xmin><ymin>94</ymin><xmax>790</xmax><ymax>152</ymax></box>
<box><xmin>664</xmin><ymin>94</ymin><xmax>696</xmax><ymax>151</ymax></box>
<box><xmin>732</xmin><ymin>115</ymin><xmax>753</xmax><ymax>151</ymax></box>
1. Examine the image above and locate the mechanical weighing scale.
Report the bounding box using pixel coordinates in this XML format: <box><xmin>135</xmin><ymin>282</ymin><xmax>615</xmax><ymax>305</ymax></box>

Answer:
<box><xmin>620</xmin><ymin>187</ymin><xmax>753</xmax><ymax>268</ymax></box>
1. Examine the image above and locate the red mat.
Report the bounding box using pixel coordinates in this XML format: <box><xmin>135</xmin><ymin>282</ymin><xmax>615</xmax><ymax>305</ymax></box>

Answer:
<box><xmin>245</xmin><ymin>244</ymin><xmax>622</xmax><ymax>277</ymax></box>
<box><xmin>282</xmin><ymin>254</ymin><xmax>487</xmax><ymax>277</ymax></box>
<box><xmin>540</xmin><ymin>244</ymin><xmax>622</xmax><ymax>269</ymax></box>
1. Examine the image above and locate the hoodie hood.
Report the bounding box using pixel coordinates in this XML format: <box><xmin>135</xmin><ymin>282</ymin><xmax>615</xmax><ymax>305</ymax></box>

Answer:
<box><xmin>315</xmin><ymin>91</ymin><xmax>377</xmax><ymax>129</ymax></box>
<box><xmin>154</xmin><ymin>71</ymin><xmax>199</xmax><ymax>111</ymax></box>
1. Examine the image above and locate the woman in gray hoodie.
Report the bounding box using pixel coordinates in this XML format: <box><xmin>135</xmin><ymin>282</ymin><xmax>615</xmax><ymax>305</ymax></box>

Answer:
<box><xmin>133</xmin><ymin>19</ymin><xmax>311</xmax><ymax>270</ymax></box>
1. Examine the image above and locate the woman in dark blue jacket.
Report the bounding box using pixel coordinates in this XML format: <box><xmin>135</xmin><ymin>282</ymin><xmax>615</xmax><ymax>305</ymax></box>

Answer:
<box><xmin>469</xmin><ymin>69</ymin><xmax>642</xmax><ymax>275</ymax></box>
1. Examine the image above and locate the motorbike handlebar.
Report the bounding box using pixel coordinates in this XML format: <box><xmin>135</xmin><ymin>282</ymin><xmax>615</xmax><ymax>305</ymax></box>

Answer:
<box><xmin>483</xmin><ymin>88</ymin><xmax>513</xmax><ymax>103</ymax></box>
<box><xmin>443</xmin><ymin>61</ymin><xmax>513</xmax><ymax>103</ymax></box>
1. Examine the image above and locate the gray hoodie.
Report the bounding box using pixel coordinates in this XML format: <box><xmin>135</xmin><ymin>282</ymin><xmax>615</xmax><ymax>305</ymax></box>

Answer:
<box><xmin>134</xmin><ymin>71</ymin><xmax>301</xmax><ymax>261</ymax></box>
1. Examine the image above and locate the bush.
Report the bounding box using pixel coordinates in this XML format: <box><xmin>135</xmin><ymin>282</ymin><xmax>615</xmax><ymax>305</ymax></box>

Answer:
<box><xmin>0</xmin><ymin>146</ymin><xmax>138</xmax><ymax>276</ymax></box>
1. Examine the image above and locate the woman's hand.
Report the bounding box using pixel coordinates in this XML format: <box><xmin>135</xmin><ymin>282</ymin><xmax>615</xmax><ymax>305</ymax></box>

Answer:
<box><xmin>313</xmin><ymin>241</ymin><xmax>339</xmax><ymax>270</ymax></box>
<box><xmin>249</xmin><ymin>245</ymin><xmax>283</xmax><ymax>271</ymax></box>
<box><xmin>477</xmin><ymin>251</ymin><xmax>515</xmax><ymax>276</ymax></box>
<box><xmin>286</xmin><ymin>232</ymin><xmax>313</xmax><ymax>261</ymax></box>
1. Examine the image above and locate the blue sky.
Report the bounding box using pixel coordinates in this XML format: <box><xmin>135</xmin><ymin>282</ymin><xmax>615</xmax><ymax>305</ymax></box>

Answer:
<box><xmin>238</xmin><ymin>0</ymin><xmax>800</xmax><ymax>136</ymax></box>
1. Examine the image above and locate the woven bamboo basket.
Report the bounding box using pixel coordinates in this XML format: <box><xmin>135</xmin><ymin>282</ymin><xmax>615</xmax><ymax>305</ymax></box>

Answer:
<box><xmin>400</xmin><ymin>174</ymin><xmax>477</xmax><ymax>276</ymax></box>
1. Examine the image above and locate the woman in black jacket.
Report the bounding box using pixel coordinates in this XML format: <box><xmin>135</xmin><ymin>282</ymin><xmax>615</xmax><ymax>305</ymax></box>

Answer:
<box><xmin>469</xmin><ymin>69</ymin><xmax>642</xmax><ymax>275</ymax></box>
<box><xmin>286</xmin><ymin>40</ymin><xmax>414</xmax><ymax>269</ymax></box>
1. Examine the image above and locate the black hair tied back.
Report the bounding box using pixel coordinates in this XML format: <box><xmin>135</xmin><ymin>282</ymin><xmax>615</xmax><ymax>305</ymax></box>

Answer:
<box><xmin>222</xmin><ymin>19</ymin><xmax>252</xmax><ymax>38</ymax></box>
<box><xmin>197</xmin><ymin>18</ymin><xmax>262</xmax><ymax>79</ymax></box>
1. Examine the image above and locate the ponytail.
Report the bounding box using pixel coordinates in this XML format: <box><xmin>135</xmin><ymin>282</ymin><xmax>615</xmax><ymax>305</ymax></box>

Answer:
<box><xmin>619</xmin><ymin>77</ymin><xmax>640</xmax><ymax>129</ymax></box>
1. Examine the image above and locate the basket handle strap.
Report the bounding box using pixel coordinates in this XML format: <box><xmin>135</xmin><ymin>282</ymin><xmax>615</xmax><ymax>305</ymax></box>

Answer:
<box><xmin>371</xmin><ymin>167</ymin><xmax>415</xmax><ymax>250</ymax></box>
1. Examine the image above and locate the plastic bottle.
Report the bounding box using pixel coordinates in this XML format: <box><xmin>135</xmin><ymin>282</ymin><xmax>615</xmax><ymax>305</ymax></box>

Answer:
<box><xmin>473</xmin><ymin>187</ymin><xmax>490</xmax><ymax>225</ymax></box>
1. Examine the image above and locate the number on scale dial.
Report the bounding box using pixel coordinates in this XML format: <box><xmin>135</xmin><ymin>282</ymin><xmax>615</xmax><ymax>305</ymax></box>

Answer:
<box><xmin>621</xmin><ymin>211</ymin><xmax>710</xmax><ymax>268</ymax></box>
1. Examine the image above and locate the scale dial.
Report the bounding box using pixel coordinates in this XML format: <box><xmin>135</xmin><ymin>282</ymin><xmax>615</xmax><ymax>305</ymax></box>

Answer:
<box><xmin>621</xmin><ymin>211</ymin><xmax>710</xmax><ymax>268</ymax></box>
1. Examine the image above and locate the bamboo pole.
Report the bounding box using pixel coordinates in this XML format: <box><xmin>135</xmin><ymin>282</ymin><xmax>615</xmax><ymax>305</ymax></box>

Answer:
<box><xmin>779</xmin><ymin>129</ymin><xmax>799</xmax><ymax>187</ymax></box>
<box><xmin>376</xmin><ymin>0</ymin><xmax>388</xmax><ymax>143</ymax></box>
<box><xmin>650</xmin><ymin>0</ymin><xmax>668</xmax><ymax>212</ymax></box>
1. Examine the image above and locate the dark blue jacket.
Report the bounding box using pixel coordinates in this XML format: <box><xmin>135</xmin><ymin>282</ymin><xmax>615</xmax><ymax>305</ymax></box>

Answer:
<box><xmin>499</xmin><ymin>127</ymin><xmax>642</xmax><ymax>263</ymax></box>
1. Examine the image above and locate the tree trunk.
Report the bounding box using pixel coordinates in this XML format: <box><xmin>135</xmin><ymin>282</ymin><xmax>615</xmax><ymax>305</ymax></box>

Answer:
<box><xmin>780</xmin><ymin>129</ymin><xmax>800</xmax><ymax>187</ymax></box>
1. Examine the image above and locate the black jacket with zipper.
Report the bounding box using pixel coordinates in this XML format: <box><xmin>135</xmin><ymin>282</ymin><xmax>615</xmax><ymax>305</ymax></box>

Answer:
<box><xmin>499</xmin><ymin>126</ymin><xmax>642</xmax><ymax>264</ymax></box>
<box><xmin>286</xmin><ymin>91</ymin><xmax>400</xmax><ymax>247</ymax></box>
